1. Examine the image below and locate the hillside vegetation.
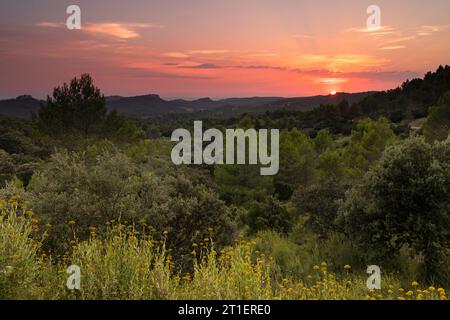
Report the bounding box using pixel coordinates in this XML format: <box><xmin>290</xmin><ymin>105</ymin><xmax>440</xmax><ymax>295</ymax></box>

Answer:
<box><xmin>1</xmin><ymin>67</ymin><xmax>450</xmax><ymax>300</ymax></box>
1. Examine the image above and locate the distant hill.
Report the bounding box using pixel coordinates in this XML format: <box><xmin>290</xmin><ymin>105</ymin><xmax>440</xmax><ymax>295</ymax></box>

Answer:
<box><xmin>105</xmin><ymin>94</ymin><xmax>182</xmax><ymax>117</ymax></box>
<box><xmin>0</xmin><ymin>92</ymin><xmax>376</xmax><ymax>118</ymax></box>
<box><xmin>212</xmin><ymin>92</ymin><xmax>376</xmax><ymax>114</ymax></box>
<box><xmin>1</xmin><ymin>66</ymin><xmax>449</xmax><ymax>120</ymax></box>
<box><xmin>104</xmin><ymin>92</ymin><xmax>375</xmax><ymax>117</ymax></box>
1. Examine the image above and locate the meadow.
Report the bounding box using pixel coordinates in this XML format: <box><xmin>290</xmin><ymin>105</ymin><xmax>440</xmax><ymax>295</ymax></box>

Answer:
<box><xmin>1</xmin><ymin>196</ymin><xmax>447</xmax><ymax>301</ymax></box>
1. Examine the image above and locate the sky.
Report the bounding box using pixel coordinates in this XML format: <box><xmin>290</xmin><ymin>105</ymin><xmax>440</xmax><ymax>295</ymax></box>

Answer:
<box><xmin>0</xmin><ymin>0</ymin><xmax>450</xmax><ymax>99</ymax></box>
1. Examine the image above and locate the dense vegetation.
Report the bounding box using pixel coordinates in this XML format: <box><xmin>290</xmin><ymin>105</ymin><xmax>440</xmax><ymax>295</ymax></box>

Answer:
<box><xmin>1</xmin><ymin>67</ymin><xmax>450</xmax><ymax>300</ymax></box>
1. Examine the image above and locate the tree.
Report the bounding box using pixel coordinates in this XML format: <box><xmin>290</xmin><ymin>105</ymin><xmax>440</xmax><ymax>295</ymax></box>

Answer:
<box><xmin>214</xmin><ymin>119</ymin><xmax>274</xmax><ymax>206</ymax></box>
<box><xmin>275</xmin><ymin>129</ymin><xmax>317</xmax><ymax>200</ymax></box>
<box><xmin>138</xmin><ymin>173</ymin><xmax>237</xmax><ymax>265</ymax></box>
<box><xmin>243</xmin><ymin>196</ymin><xmax>293</xmax><ymax>234</ymax></box>
<box><xmin>215</xmin><ymin>164</ymin><xmax>273</xmax><ymax>205</ymax></box>
<box><xmin>423</xmin><ymin>90</ymin><xmax>450</xmax><ymax>142</ymax></box>
<box><xmin>25</xmin><ymin>147</ymin><xmax>236</xmax><ymax>263</ymax></box>
<box><xmin>342</xmin><ymin>117</ymin><xmax>395</xmax><ymax>177</ymax></box>
<box><xmin>38</xmin><ymin>74</ymin><xmax>106</xmax><ymax>135</ymax></box>
<box><xmin>103</xmin><ymin>109</ymin><xmax>145</xmax><ymax>142</ymax></box>
<box><xmin>338</xmin><ymin>136</ymin><xmax>450</xmax><ymax>281</ymax></box>
<box><xmin>292</xmin><ymin>179</ymin><xmax>348</xmax><ymax>238</ymax></box>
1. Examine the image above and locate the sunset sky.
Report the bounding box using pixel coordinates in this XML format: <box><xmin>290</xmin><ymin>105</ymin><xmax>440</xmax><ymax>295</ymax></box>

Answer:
<box><xmin>1</xmin><ymin>0</ymin><xmax>450</xmax><ymax>99</ymax></box>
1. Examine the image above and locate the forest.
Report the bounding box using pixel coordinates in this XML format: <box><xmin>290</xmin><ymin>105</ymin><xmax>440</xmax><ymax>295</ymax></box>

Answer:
<box><xmin>1</xmin><ymin>66</ymin><xmax>450</xmax><ymax>300</ymax></box>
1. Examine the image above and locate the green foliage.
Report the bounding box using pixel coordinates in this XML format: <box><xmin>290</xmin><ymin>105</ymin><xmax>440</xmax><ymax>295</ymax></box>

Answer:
<box><xmin>27</xmin><ymin>148</ymin><xmax>141</xmax><ymax>252</ymax></box>
<box><xmin>68</xmin><ymin>224</ymin><xmax>176</xmax><ymax>299</ymax></box>
<box><xmin>339</xmin><ymin>136</ymin><xmax>450</xmax><ymax>282</ymax></box>
<box><xmin>254</xmin><ymin>230</ymin><xmax>310</xmax><ymax>278</ymax></box>
<box><xmin>244</xmin><ymin>197</ymin><xmax>293</xmax><ymax>234</ymax></box>
<box><xmin>3</xmin><ymin>71</ymin><xmax>450</xmax><ymax>298</ymax></box>
<box><xmin>313</xmin><ymin>129</ymin><xmax>335</xmax><ymax>153</ymax></box>
<box><xmin>316</xmin><ymin>150</ymin><xmax>345</xmax><ymax>180</ymax></box>
<box><xmin>356</xmin><ymin>65</ymin><xmax>450</xmax><ymax>121</ymax></box>
<box><xmin>1</xmin><ymin>197</ymin><xmax>448</xmax><ymax>300</ymax></box>
<box><xmin>0</xmin><ymin>199</ymin><xmax>58</xmax><ymax>299</ymax></box>
<box><xmin>0</xmin><ymin>150</ymin><xmax>15</xmax><ymax>187</ymax></box>
<box><xmin>292</xmin><ymin>179</ymin><xmax>348</xmax><ymax>238</ymax></box>
<box><xmin>275</xmin><ymin>129</ymin><xmax>317</xmax><ymax>199</ymax></box>
<box><xmin>137</xmin><ymin>173</ymin><xmax>237</xmax><ymax>264</ymax></box>
<box><xmin>215</xmin><ymin>164</ymin><xmax>273</xmax><ymax>205</ymax></box>
<box><xmin>423</xmin><ymin>91</ymin><xmax>450</xmax><ymax>142</ymax></box>
<box><xmin>342</xmin><ymin>117</ymin><xmax>395</xmax><ymax>177</ymax></box>
<box><xmin>38</xmin><ymin>74</ymin><xmax>106</xmax><ymax>135</ymax></box>
<box><xmin>103</xmin><ymin>109</ymin><xmax>145</xmax><ymax>142</ymax></box>
<box><xmin>37</xmin><ymin>74</ymin><xmax>143</xmax><ymax>142</ymax></box>
<box><xmin>23</xmin><ymin>147</ymin><xmax>236</xmax><ymax>263</ymax></box>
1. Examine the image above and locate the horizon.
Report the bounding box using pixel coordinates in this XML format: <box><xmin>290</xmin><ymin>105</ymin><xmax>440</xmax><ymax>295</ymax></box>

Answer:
<box><xmin>1</xmin><ymin>0</ymin><xmax>450</xmax><ymax>99</ymax></box>
<box><xmin>3</xmin><ymin>88</ymin><xmax>379</xmax><ymax>101</ymax></box>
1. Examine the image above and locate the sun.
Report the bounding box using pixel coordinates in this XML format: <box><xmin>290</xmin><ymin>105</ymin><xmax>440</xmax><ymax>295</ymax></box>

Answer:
<box><xmin>330</xmin><ymin>90</ymin><xmax>337</xmax><ymax>95</ymax></box>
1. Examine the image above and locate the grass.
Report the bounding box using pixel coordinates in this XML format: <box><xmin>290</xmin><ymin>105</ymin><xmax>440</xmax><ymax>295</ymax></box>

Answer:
<box><xmin>0</xmin><ymin>196</ymin><xmax>448</xmax><ymax>300</ymax></box>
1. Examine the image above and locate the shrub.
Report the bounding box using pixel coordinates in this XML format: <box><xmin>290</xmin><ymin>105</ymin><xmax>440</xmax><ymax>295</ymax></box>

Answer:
<box><xmin>338</xmin><ymin>136</ymin><xmax>450</xmax><ymax>283</ymax></box>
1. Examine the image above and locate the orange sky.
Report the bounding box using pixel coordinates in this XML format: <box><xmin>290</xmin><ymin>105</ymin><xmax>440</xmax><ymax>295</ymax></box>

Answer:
<box><xmin>1</xmin><ymin>0</ymin><xmax>449</xmax><ymax>99</ymax></box>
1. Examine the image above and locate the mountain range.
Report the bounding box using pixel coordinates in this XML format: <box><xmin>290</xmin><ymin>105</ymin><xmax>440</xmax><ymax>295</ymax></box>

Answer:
<box><xmin>0</xmin><ymin>92</ymin><xmax>376</xmax><ymax>119</ymax></box>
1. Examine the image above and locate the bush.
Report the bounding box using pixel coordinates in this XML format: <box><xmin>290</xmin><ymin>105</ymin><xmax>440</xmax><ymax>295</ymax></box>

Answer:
<box><xmin>244</xmin><ymin>197</ymin><xmax>293</xmax><ymax>234</ymax></box>
<box><xmin>338</xmin><ymin>136</ymin><xmax>450</xmax><ymax>283</ymax></box>
<box><xmin>0</xmin><ymin>197</ymin><xmax>58</xmax><ymax>299</ymax></box>
<box><xmin>0</xmin><ymin>149</ymin><xmax>15</xmax><ymax>187</ymax></box>
<box><xmin>292</xmin><ymin>179</ymin><xmax>348</xmax><ymax>238</ymax></box>
<box><xmin>1</xmin><ymin>200</ymin><xmax>447</xmax><ymax>300</ymax></box>
<box><xmin>21</xmin><ymin>148</ymin><xmax>236</xmax><ymax>265</ymax></box>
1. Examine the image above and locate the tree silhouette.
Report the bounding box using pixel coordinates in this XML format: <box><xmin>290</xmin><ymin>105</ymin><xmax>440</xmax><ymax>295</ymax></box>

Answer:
<box><xmin>38</xmin><ymin>74</ymin><xmax>106</xmax><ymax>135</ymax></box>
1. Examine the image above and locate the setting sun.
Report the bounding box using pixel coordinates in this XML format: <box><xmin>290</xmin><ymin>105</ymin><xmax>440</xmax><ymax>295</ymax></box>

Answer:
<box><xmin>330</xmin><ymin>91</ymin><xmax>337</xmax><ymax>95</ymax></box>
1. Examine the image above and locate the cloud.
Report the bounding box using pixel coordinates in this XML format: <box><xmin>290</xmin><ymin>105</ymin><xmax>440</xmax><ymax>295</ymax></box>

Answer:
<box><xmin>314</xmin><ymin>78</ymin><xmax>349</xmax><ymax>85</ymax></box>
<box><xmin>416</xmin><ymin>25</ymin><xmax>441</xmax><ymax>36</ymax></box>
<box><xmin>341</xmin><ymin>70</ymin><xmax>422</xmax><ymax>82</ymax></box>
<box><xmin>124</xmin><ymin>67</ymin><xmax>214</xmax><ymax>79</ymax></box>
<box><xmin>385</xmin><ymin>36</ymin><xmax>416</xmax><ymax>44</ymax></box>
<box><xmin>234</xmin><ymin>65</ymin><xmax>285</xmax><ymax>71</ymax></box>
<box><xmin>246</xmin><ymin>52</ymin><xmax>279</xmax><ymax>58</ymax></box>
<box><xmin>163</xmin><ymin>52</ymin><xmax>190</xmax><ymax>58</ymax></box>
<box><xmin>37</xmin><ymin>21</ymin><xmax>162</xmax><ymax>39</ymax></box>
<box><xmin>178</xmin><ymin>63</ymin><xmax>221</xmax><ymax>69</ymax></box>
<box><xmin>347</xmin><ymin>26</ymin><xmax>397</xmax><ymax>36</ymax></box>
<box><xmin>379</xmin><ymin>45</ymin><xmax>406</xmax><ymax>50</ymax></box>
<box><xmin>84</xmin><ymin>23</ymin><xmax>159</xmax><ymax>39</ymax></box>
<box><xmin>187</xmin><ymin>50</ymin><xmax>229</xmax><ymax>55</ymax></box>
<box><xmin>296</xmin><ymin>54</ymin><xmax>389</xmax><ymax>72</ymax></box>
<box><xmin>292</xmin><ymin>34</ymin><xmax>314</xmax><ymax>39</ymax></box>
<box><xmin>36</xmin><ymin>22</ymin><xmax>63</xmax><ymax>28</ymax></box>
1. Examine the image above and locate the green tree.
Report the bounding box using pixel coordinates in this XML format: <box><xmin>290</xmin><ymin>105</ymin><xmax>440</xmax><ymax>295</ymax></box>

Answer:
<box><xmin>338</xmin><ymin>136</ymin><xmax>450</xmax><ymax>282</ymax></box>
<box><xmin>215</xmin><ymin>164</ymin><xmax>273</xmax><ymax>205</ymax></box>
<box><xmin>103</xmin><ymin>109</ymin><xmax>145</xmax><ymax>142</ymax></box>
<box><xmin>38</xmin><ymin>74</ymin><xmax>106</xmax><ymax>135</ymax></box>
<box><xmin>292</xmin><ymin>179</ymin><xmax>348</xmax><ymax>238</ymax></box>
<box><xmin>275</xmin><ymin>128</ymin><xmax>317</xmax><ymax>200</ymax></box>
<box><xmin>24</xmin><ymin>147</ymin><xmax>236</xmax><ymax>262</ymax></box>
<box><xmin>313</xmin><ymin>129</ymin><xmax>335</xmax><ymax>154</ymax></box>
<box><xmin>423</xmin><ymin>90</ymin><xmax>450</xmax><ymax>142</ymax></box>
<box><xmin>243</xmin><ymin>196</ymin><xmax>293</xmax><ymax>234</ymax></box>
<box><xmin>342</xmin><ymin>117</ymin><xmax>395</xmax><ymax>177</ymax></box>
